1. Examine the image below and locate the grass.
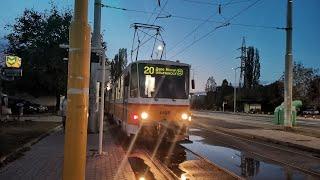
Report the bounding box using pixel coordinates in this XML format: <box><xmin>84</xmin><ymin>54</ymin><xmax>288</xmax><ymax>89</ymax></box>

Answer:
<box><xmin>0</xmin><ymin>121</ymin><xmax>60</xmax><ymax>157</ymax></box>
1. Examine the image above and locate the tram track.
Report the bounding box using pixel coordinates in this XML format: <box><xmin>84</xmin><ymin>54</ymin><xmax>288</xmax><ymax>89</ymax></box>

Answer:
<box><xmin>139</xmin><ymin>142</ymin><xmax>241</xmax><ymax>180</ymax></box>
<box><xmin>192</xmin><ymin>125</ymin><xmax>320</xmax><ymax>177</ymax></box>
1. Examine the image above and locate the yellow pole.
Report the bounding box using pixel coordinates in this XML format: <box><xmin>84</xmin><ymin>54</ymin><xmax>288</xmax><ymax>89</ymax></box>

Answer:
<box><xmin>63</xmin><ymin>0</ymin><xmax>91</xmax><ymax>179</ymax></box>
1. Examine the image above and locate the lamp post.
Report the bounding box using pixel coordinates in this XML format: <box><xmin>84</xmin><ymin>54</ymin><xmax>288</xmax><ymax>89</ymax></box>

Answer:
<box><xmin>232</xmin><ymin>67</ymin><xmax>241</xmax><ymax>113</ymax></box>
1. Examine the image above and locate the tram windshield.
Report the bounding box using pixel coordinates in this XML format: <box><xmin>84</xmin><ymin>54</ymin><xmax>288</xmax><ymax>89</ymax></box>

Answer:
<box><xmin>138</xmin><ymin>63</ymin><xmax>189</xmax><ymax>99</ymax></box>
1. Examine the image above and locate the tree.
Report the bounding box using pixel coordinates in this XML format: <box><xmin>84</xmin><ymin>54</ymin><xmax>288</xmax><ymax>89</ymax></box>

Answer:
<box><xmin>244</xmin><ymin>46</ymin><xmax>260</xmax><ymax>89</ymax></box>
<box><xmin>309</xmin><ymin>76</ymin><xmax>320</xmax><ymax>108</ymax></box>
<box><xmin>5</xmin><ymin>7</ymin><xmax>71</xmax><ymax>110</ymax></box>
<box><xmin>205</xmin><ymin>76</ymin><xmax>217</xmax><ymax>93</ymax></box>
<box><xmin>110</xmin><ymin>48</ymin><xmax>127</xmax><ymax>83</ymax></box>
<box><xmin>280</xmin><ymin>62</ymin><xmax>318</xmax><ymax>105</ymax></box>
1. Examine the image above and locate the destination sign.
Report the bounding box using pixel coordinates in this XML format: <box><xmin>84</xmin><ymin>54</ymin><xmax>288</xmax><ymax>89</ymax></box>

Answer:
<box><xmin>143</xmin><ymin>65</ymin><xmax>184</xmax><ymax>76</ymax></box>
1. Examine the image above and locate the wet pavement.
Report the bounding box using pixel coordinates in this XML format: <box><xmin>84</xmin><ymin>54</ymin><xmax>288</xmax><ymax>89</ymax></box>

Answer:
<box><xmin>108</xmin><ymin>115</ymin><xmax>320</xmax><ymax>180</ymax></box>
<box><xmin>183</xmin><ymin>128</ymin><xmax>320</xmax><ymax>179</ymax></box>
<box><xmin>108</xmin><ymin>119</ymin><xmax>237</xmax><ymax>179</ymax></box>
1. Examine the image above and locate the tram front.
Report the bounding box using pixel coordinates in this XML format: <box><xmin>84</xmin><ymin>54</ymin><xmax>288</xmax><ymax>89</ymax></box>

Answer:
<box><xmin>128</xmin><ymin>60</ymin><xmax>192</xmax><ymax>141</ymax></box>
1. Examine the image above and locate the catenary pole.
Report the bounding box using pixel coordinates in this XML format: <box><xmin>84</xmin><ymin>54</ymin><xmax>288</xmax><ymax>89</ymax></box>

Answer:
<box><xmin>284</xmin><ymin>0</ymin><xmax>293</xmax><ymax>128</ymax></box>
<box><xmin>63</xmin><ymin>0</ymin><xmax>91</xmax><ymax>179</ymax></box>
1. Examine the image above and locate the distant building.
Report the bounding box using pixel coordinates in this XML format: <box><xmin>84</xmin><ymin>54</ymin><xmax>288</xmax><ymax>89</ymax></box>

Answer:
<box><xmin>190</xmin><ymin>91</ymin><xmax>206</xmax><ymax>109</ymax></box>
<box><xmin>240</xmin><ymin>99</ymin><xmax>262</xmax><ymax>113</ymax></box>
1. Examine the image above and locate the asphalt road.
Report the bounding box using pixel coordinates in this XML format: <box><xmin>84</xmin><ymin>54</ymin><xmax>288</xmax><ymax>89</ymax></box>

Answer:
<box><xmin>192</xmin><ymin>111</ymin><xmax>320</xmax><ymax>129</ymax></box>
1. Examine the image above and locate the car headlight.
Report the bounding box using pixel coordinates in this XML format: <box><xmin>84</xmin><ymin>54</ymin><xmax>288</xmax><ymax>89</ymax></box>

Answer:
<box><xmin>181</xmin><ymin>113</ymin><xmax>188</xmax><ymax>120</ymax></box>
<box><xmin>141</xmin><ymin>112</ymin><xmax>148</xmax><ymax>120</ymax></box>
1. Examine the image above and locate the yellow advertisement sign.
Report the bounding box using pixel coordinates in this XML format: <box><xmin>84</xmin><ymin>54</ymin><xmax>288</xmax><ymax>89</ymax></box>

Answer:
<box><xmin>6</xmin><ymin>56</ymin><xmax>22</xmax><ymax>68</ymax></box>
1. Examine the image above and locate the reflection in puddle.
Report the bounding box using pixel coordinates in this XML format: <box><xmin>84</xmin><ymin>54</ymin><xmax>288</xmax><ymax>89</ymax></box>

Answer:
<box><xmin>182</xmin><ymin>135</ymin><xmax>308</xmax><ymax>180</ymax></box>
<box><xmin>128</xmin><ymin>157</ymin><xmax>156</xmax><ymax>180</ymax></box>
<box><xmin>189</xmin><ymin>135</ymin><xmax>205</xmax><ymax>141</ymax></box>
<box><xmin>189</xmin><ymin>128</ymin><xmax>201</xmax><ymax>132</ymax></box>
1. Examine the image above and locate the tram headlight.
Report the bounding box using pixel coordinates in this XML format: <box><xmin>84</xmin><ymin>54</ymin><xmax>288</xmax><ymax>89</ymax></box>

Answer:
<box><xmin>181</xmin><ymin>113</ymin><xmax>188</xmax><ymax>120</ymax></box>
<box><xmin>141</xmin><ymin>112</ymin><xmax>148</xmax><ymax>120</ymax></box>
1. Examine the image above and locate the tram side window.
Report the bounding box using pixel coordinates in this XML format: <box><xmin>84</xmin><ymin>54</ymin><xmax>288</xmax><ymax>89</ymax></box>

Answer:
<box><xmin>120</xmin><ymin>74</ymin><xmax>124</xmax><ymax>100</ymax></box>
<box><xmin>130</xmin><ymin>63</ymin><xmax>138</xmax><ymax>97</ymax></box>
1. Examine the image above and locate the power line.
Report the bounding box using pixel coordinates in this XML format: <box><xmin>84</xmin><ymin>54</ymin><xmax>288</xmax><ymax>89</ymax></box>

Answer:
<box><xmin>228</xmin><ymin>0</ymin><xmax>262</xmax><ymax>21</ymax></box>
<box><xmin>140</xmin><ymin>0</ymin><xmax>169</xmax><ymax>58</ymax></box>
<box><xmin>167</xmin><ymin>0</ymin><xmax>236</xmax><ymax>54</ymax></box>
<box><xmin>101</xmin><ymin>2</ymin><xmax>284</xmax><ymax>32</ymax></box>
<box><xmin>169</xmin><ymin>22</ymin><xmax>231</xmax><ymax>59</ymax></box>
<box><xmin>181</xmin><ymin>0</ymin><xmax>253</xmax><ymax>6</ymax></box>
<box><xmin>101</xmin><ymin>4</ymin><xmax>166</xmax><ymax>16</ymax></box>
<box><xmin>167</xmin><ymin>13</ymin><xmax>283</xmax><ymax>29</ymax></box>
<box><xmin>169</xmin><ymin>0</ymin><xmax>263</xmax><ymax>59</ymax></box>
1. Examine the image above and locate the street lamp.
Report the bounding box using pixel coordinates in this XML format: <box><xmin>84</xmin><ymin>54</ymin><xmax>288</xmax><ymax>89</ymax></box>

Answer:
<box><xmin>157</xmin><ymin>45</ymin><xmax>163</xmax><ymax>51</ymax></box>
<box><xmin>232</xmin><ymin>67</ymin><xmax>241</xmax><ymax>113</ymax></box>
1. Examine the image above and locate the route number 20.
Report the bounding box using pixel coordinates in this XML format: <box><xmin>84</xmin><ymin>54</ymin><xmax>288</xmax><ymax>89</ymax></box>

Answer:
<box><xmin>144</xmin><ymin>66</ymin><xmax>154</xmax><ymax>75</ymax></box>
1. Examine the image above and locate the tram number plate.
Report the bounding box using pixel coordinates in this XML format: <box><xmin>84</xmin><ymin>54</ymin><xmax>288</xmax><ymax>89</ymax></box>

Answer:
<box><xmin>160</xmin><ymin>111</ymin><xmax>170</xmax><ymax>115</ymax></box>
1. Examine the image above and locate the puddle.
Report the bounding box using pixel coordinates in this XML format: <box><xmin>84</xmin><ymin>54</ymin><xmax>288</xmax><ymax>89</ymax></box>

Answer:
<box><xmin>128</xmin><ymin>157</ymin><xmax>156</xmax><ymax>180</ymax></box>
<box><xmin>181</xmin><ymin>135</ymin><xmax>310</xmax><ymax>180</ymax></box>
<box><xmin>189</xmin><ymin>135</ymin><xmax>205</xmax><ymax>141</ymax></box>
<box><xmin>189</xmin><ymin>128</ymin><xmax>201</xmax><ymax>132</ymax></box>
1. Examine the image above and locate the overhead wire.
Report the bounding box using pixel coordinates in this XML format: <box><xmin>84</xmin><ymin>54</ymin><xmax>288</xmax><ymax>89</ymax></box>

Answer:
<box><xmin>167</xmin><ymin>0</ymin><xmax>236</xmax><ymax>54</ymax></box>
<box><xmin>167</xmin><ymin>12</ymin><xmax>284</xmax><ymax>29</ymax></box>
<box><xmin>137</xmin><ymin>0</ymin><xmax>169</xmax><ymax>59</ymax></box>
<box><xmin>181</xmin><ymin>0</ymin><xmax>253</xmax><ymax>6</ymax></box>
<box><xmin>101</xmin><ymin>4</ymin><xmax>165</xmax><ymax>16</ymax></box>
<box><xmin>168</xmin><ymin>0</ymin><xmax>263</xmax><ymax>59</ymax></box>
<box><xmin>101</xmin><ymin>0</ymin><xmax>282</xmax><ymax>60</ymax></box>
<box><xmin>101</xmin><ymin>3</ymin><xmax>283</xmax><ymax>31</ymax></box>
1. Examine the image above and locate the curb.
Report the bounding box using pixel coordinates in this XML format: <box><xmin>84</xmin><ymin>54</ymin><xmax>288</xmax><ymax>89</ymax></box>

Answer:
<box><xmin>212</xmin><ymin>126</ymin><xmax>320</xmax><ymax>154</ymax></box>
<box><xmin>0</xmin><ymin>124</ymin><xmax>62</xmax><ymax>166</ymax></box>
<box><xmin>193</xmin><ymin>113</ymin><xmax>320</xmax><ymax>154</ymax></box>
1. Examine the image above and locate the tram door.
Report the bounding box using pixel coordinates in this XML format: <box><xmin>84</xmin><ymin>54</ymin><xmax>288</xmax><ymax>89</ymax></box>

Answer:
<box><xmin>123</xmin><ymin>74</ymin><xmax>130</xmax><ymax>126</ymax></box>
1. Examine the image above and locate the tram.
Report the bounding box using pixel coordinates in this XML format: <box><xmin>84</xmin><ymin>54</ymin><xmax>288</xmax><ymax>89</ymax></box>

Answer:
<box><xmin>106</xmin><ymin>60</ymin><xmax>193</xmax><ymax>141</ymax></box>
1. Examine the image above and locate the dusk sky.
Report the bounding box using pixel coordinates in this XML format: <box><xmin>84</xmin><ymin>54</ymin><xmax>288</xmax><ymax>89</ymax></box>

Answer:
<box><xmin>1</xmin><ymin>0</ymin><xmax>319</xmax><ymax>91</ymax></box>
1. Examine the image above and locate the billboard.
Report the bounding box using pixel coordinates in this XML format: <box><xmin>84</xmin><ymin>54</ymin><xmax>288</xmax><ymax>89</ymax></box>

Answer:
<box><xmin>5</xmin><ymin>56</ymin><xmax>21</xmax><ymax>68</ymax></box>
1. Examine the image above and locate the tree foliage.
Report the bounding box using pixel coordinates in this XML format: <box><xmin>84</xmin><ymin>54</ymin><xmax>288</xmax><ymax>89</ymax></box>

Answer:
<box><xmin>205</xmin><ymin>76</ymin><xmax>217</xmax><ymax>93</ymax></box>
<box><xmin>110</xmin><ymin>48</ymin><xmax>127</xmax><ymax>83</ymax></box>
<box><xmin>292</xmin><ymin>62</ymin><xmax>318</xmax><ymax>100</ymax></box>
<box><xmin>5</xmin><ymin>7</ymin><xmax>71</xmax><ymax>108</ymax></box>
<box><xmin>244</xmin><ymin>46</ymin><xmax>260</xmax><ymax>89</ymax></box>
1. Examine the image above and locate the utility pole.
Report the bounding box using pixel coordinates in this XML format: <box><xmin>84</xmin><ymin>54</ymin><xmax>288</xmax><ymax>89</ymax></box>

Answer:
<box><xmin>233</xmin><ymin>67</ymin><xmax>240</xmax><ymax>113</ymax></box>
<box><xmin>284</xmin><ymin>0</ymin><xmax>293</xmax><ymax>128</ymax></box>
<box><xmin>237</xmin><ymin>37</ymin><xmax>246</xmax><ymax>88</ymax></box>
<box><xmin>92</xmin><ymin>0</ymin><xmax>106</xmax><ymax>155</ymax></box>
<box><xmin>63</xmin><ymin>0</ymin><xmax>91</xmax><ymax>179</ymax></box>
<box><xmin>89</xmin><ymin>0</ymin><xmax>102</xmax><ymax>133</ymax></box>
<box><xmin>98</xmin><ymin>50</ymin><xmax>106</xmax><ymax>155</ymax></box>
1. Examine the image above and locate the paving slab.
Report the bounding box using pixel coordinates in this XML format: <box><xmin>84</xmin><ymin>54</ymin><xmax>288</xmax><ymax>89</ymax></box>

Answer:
<box><xmin>0</xmin><ymin>127</ymin><xmax>136</xmax><ymax>180</ymax></box>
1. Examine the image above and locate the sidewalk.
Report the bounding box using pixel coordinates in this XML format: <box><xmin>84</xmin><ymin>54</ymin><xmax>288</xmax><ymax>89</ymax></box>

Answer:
<box><xmin>0</xmin><ymin>127</ymin><xmax>136</xmax><ymax>180</ymax></box>
<box><xmin>193</xmin><ymin>111</ymin><xmax>320</xmax><ymax>154</ymax></box>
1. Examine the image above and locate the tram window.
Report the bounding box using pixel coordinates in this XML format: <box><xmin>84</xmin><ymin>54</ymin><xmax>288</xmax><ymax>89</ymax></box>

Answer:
<box><xmin>124</xmin><ymin>74</ymin><xmax>129</xmax><ymax>87</ymax></box>
<box><xmin>130</xmin><ymin>63</ymin><xmax>138</xmax><ymax>97</ymax></box>
<box><xmin>144</xmin><ymin>75</ymin><xmax>155</xmax><ymax>97</ymax></box>
<box><xmin>138</xmin><ymin>63</ymin><xmax>189</xmax><ymax>99</ymax></box>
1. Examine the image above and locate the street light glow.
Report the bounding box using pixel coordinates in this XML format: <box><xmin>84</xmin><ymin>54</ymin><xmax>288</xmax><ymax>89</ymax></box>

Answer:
<box><xmin>157</xmin><ymin>45</ymin><xmax>163</xmax><ymax>51</ymax></box>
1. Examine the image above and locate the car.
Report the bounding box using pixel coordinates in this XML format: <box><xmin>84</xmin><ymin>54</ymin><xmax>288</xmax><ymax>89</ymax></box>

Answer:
<box><xmin>8</xmin><ymin>98</ymin><xmax>48</xmax><ymax>114</ymax></box>
<box><xmin>302</xmin><ymin>108</ymin><xmax>320</xmax><ymax>115</ymax></box>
